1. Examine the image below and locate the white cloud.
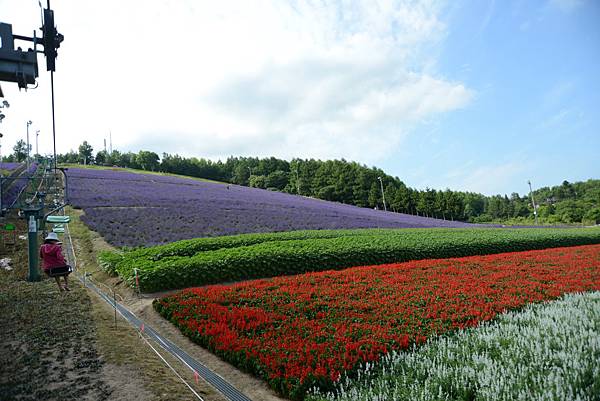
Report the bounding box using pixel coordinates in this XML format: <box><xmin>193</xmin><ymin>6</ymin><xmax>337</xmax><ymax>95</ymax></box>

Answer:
<box><xmin>445</xmin><ymin>161</ymin><xmax>528</xmax><ymax>195</ymax></box>
<box><xmin>548</xmin><ymin>0</ymin><xmax>584</xmax><ymax>12</ymax></box>
<box><xmin>0</xmin><ymin>0</ymin><xmax>472</xmax><ymax>164</ymax></box>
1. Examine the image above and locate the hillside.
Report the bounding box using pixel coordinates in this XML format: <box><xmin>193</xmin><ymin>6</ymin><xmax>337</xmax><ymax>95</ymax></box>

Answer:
<box><xmin>56</xmin><ymin>151</ymin><xmax>600</xmax><ymax>225</ymax></box>
<box><xmin>65</xmin><ymin>167</ymin><xmax>477</xmax><ymax>247</ymax></box>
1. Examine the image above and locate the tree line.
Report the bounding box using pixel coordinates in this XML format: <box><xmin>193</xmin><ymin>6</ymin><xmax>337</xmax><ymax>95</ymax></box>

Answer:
<box><xmin>4</xmin><ymin>140</ymin><xmax>599</xmax><ymax>225</ymax></box>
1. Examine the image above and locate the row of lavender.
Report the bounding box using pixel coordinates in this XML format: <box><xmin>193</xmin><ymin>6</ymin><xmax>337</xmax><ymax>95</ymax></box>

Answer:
<box><xmin>66</xmin><ymin>168</ymin><xmax>479</xmax><ymax>247</ymax></box>
<box><xmin>1</xmin><ymin>163</ymin><xmax>39</xmax><ymax>210</ymax></box>
<box><xmin>0</xmin><ymin>162</ymin><xmax>23</xmax><ymax>172</ymax></box>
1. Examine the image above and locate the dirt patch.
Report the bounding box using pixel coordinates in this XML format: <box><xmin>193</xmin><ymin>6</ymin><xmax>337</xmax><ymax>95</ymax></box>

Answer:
<box><xmin>137</xmin><ymin>302</ymin><xmax>285</xmax><ymax>401</ymax></box>
<box><xmin>0</xmin><ymin>243</ymin><xmax>112</xmax><ymax>400</ymax></box>
<box><xmin>90</xmin><ymin>289</ymin><xmax>224</xmax><ymax>401</ymax></box>
<box><xmin>0</xmin><ymin>214</ymin><xmax>224</xmax><ymax>401</ymax></box>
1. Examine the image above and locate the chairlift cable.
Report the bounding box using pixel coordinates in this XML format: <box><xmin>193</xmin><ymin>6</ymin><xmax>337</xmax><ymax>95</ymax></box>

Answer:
<box><xmin>50</xmin><ymin>71</ymin><xmax>57</xmax><ymax>171</ymax></box>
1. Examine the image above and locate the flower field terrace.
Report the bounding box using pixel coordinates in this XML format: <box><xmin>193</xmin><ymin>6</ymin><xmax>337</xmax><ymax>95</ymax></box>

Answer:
<box><xmin>65</xmin><ymin>167</ymin><xmax>477</xmax><ymax>247</ymax></box>
<box><xmin>310</xmin><ymin>292</ymin><xmax>600</xmax><ymax>401</ymax></box>
<box><xmin>0</xmin><ymin>162</ymin><xmax>23</xmax><ymax>172</ymax></box>
<box><xmin>154</xmin><ymin>244</ymin><xmax>600</xmax><ymax>399</ymax></box>
<box><xmin>104</xmin><ymin>226</ymin><xmax>600</xmax><ymax>293</ymax></box>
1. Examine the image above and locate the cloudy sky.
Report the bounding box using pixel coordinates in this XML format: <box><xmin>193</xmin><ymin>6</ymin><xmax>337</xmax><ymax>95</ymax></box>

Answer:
<box><xmin>0</xmin><ymin>0</ymin><xmax>598</xmax><ymax>195</ymax></box>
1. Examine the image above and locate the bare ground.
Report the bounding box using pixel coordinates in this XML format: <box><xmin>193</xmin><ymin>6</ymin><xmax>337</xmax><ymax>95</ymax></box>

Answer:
<box><xmin>0</xmin><ymin>214</ymin><xmax>225</xmax><ymax>401</ymax></box>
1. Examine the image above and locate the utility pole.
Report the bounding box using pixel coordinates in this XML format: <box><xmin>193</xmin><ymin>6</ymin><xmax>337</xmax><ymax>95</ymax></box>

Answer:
<box><xmin>26</xmin><ymin>120</ymin><xmax>32</xmax><ymax>170</ymax></box>
<box><xmin>378</xmin><ymin>176</ymin><xmax>387</xmax><ymax>212</ymax></box>
<box><xmin>528</xmin><ymin>180</ymin><xmax>538</xmax><ymax>225</ymax></box>
<box><xmin>36</xmin><ymin>130</ymin><xmax>40</xmax><ymax>157</ymax></box>
<box><xmin>0</xmin><ymin>133</ymin><xmax>3</xmax><ymax>213</ymax></box>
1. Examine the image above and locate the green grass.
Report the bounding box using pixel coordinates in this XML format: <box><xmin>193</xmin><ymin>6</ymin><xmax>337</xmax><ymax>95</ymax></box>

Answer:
<box><xmin>60</xmin><ymin>163</ymin><xmax>225</xmax><ymax>184</ymax></box>
<box><xmin>98</xmin><ymin>227</ymin><xmax>600</xmax><ymax>293</ymax></box>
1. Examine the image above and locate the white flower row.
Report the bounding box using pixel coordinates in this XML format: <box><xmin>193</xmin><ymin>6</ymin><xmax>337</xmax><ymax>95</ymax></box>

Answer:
<box><xmin>309</xmin><ymin>292</ymin><xmax>600</xmax><ymax>401</ymax></box>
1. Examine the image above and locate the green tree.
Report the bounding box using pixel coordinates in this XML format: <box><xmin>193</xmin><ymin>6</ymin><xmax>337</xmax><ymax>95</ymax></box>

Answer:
<box><xmin>136</xmin><ymin>150</ymin><xmax>160</xmax><ymax>171</ymax></box>
<box><xmin>555</xmin><ymin>200</ymin><xmax>584</xmax><ymax>223</ymax></box>
<box><xmin>2</xmin><ymin>154</ymin><xmax>16</xmax><ymax>162</ymax></box>
<box><xmin>434</xmin><ymin>190</ymin><xmax>447</xmax><ymax>219</ymax></box>
<box><xmin>392</xmin><ymin>184</ymin><xmax>411</xmax><ymax>214</ymax></box>
<box><xmin>13</xmin><ymin>140</ymin><xmax>29</xmax><ymax>162</ymax></box>
<box><xmin>104</xmin><ymin>150</ymin><xmax>122</xmax><ymax>166</ymax></box>
<box><xmin>583</xmin><ymin>207</ymin><xmax>600</xmax><ymax>224</ymax></box>
<box><xmin>95</xmin><ymin>150</ymin><xmax>108</xmax><ymax>165</ymax></box>
<box><xmin>78</xmin><ymin>141</ymin><xmax>94</xmax><ymax>165</ymax></box>
<box><xmin>368</xmin><ymin>182</ymin><xmax>380</xmax><ymax>209</ymax></box>
<box><xmin>384</xmin><ymin>185</ymin><xmax>396</xmax><ymax>212</ymax></box>
<box><xmin>265</xmin><ymin>170</ymin><xmax>288</xmax><ymax>190</ymax></box>
<box><xmin>231</xmin><ymin>163</ymin><xmax>251</xmax><ymax>185</ymax></box>
<box><xmin>317</xmin><ymin>185</ymin><xmax>336</xmax><ymax>201</ymax></box>
<box><xmin>249</xmin><ymin>175</ymin><xmax>267</xmax><ymax>189</ymax></box>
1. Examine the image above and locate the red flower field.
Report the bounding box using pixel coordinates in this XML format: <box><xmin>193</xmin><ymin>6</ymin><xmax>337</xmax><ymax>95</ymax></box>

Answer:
<box><xmin>154</xmin><ymin>244</ymin><xmax>600</xmax><ymax>399</ymax></box>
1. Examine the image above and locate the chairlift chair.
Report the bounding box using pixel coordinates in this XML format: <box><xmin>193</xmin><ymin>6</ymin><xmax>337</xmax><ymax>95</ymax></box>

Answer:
<box><xmin>46</xmin><ymin>264</ymin><xmax>72</xmax><ymax>277</ymax></box>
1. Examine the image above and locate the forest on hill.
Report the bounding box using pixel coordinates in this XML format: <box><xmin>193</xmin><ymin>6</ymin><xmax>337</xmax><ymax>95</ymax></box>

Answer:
<box><xmin>5</xmin><ymin>139</ymin><xmax>599</xmax><ymax>225</ymax></box>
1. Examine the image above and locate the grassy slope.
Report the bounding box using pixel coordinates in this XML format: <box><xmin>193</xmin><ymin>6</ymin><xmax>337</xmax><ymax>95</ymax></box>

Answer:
<box><xmin>0</xmin><ymin>214</ymin><xmax>224</xmax><ymax>401</ymax></box>
<box><xmin>0</xmin><ymin>218</ymin><xmax>112</xmax><ymax>400</ymax></box>
<box><xmin>60</xmin><ymin>163</ymin><xmax>225</xmax><ymax>184</ymax></box>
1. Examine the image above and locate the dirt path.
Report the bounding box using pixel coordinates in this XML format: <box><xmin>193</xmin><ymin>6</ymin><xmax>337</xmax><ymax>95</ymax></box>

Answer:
<box><xmin>66</xmin><ymin>208</ymin><xmax>287</xmax><ymax>401</ymax></box>
<box><xmin>0</xmin><ymin>216</ymin><xmax>225</xmax><ymax>401</ymax></box>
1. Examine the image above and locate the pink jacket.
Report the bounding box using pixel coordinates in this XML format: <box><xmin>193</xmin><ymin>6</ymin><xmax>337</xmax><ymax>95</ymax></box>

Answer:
<box><xmin>39</xmin><ymin>243</ymin><xmax>67</xmax><ymax>271</ymax></box>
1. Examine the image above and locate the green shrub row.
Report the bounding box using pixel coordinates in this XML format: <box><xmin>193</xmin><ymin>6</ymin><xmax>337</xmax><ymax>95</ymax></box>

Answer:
<box><xmin>99</xmin><ymin>228</ymin><xmax>396</xmax><ymax>274</ymax></box>
<box><xmin>99</xmin><ymin>228</ymin><xmax>600</xmax><ymax>293</ymax></box>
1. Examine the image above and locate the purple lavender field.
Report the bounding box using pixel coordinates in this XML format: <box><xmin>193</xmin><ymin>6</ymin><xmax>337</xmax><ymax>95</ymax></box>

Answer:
<box><xmin>1</xmin><ymin>163</ymin><xmax>38</xmax><ymax>209</ymax></box>
<box><xmin>0</xmin><ymin>162</ymin><xmax>23</xmax><ymax>171</ymax></box>
<box><xmin>67</xmin><ymin>167</ymin><xmax>477</xmax><ymax>247</ymax></box>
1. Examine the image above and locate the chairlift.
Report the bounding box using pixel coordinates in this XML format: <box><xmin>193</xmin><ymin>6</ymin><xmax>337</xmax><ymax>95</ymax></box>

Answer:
<box><xmin>46</xmin><ymin>215</ymin><xmax>69</xmax><ymax>224</ymax></box>
<box><xmin>46</xmin><ymin>264</ymin><xmax>72</xmax><ymax>277</ymax></box>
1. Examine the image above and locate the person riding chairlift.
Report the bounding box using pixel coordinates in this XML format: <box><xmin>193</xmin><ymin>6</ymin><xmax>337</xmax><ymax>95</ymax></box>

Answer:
<box><xmin>40</xmin><ymin>232</ymin><xmax>71</xmax><ymax>291</ymax></box>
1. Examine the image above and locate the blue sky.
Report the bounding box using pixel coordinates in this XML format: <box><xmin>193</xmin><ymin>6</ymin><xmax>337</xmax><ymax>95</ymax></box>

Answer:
<box><xmin>389</xmin><ymin>0</ymin><xmax>600</xmax><ymax>195</ymax></box>
<box><xmin>0</xmin><ymin>0</ymin><xmax>598</xmax><ymax>196</ymax></box>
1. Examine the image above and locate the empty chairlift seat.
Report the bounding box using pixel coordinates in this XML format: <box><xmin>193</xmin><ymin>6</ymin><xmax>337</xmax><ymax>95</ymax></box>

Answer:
<box><xmin>46</xmin><ymin>215</ymin><xmax>69</xmax><ymax>233</ymax></box>
<box><xmin>46</xmin><ymin>215</ymin><xmax>70</xmax><ymax>224</ymax></box>
<box><xmin>52</xmin><ymin>224</ymin><xmax>64</xmax><ymax>233</ymax></box>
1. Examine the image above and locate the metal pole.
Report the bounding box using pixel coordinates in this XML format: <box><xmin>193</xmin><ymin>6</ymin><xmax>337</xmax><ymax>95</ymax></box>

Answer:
<box><xmin>134</xmin><ymin>268</ymin><xmax>140</xmax><ymax>297</ymax></box>
<box><xmin>378</xmin><ymin>176</ymin><xmax>387</xmax><ymax>212</ymax></box>
<box><xmin>36</xmin><ymin>130</ymin><xmax>40</xmax><ymax>157</ymax></box>
<box><xmin>26</xmin><ymin>121</ymin><xmax>32</xmax><ymax>170</ymax></box>
<box><xmin>528</xmin><ymin>180</ymin><xmax>538</xmax><ymax>225</ymax></box>
<box><xmin>58</xmin><ymin>167</ymin><xmax>69</xmax><ymax>204</ymax></box>
<box><xmin>25</xmin><ymin>209</ymin><xmax>41</xmax><ymax>282</ymax></box>
<box><xmin>113</xmin><ymin>288</ymin><xmax>117</xmax><ymax>328</ymax></box>
<box><xmin>0</xmin><ymin>132</ymin><xmax>5</xmax><ymax>214</ymax></box>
